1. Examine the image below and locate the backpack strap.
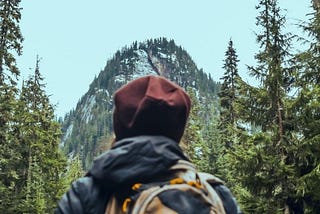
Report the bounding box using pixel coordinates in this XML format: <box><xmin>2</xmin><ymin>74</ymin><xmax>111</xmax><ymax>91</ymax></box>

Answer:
<box><xmin>197</xmin><ymin>171</ymin><xmax>241</xmax><ymax>214</ymax></box>
<box><xmin>170</xmin><ymin>160</ymin><xmax>224</xmax><ymax>184</ymax></box>
<box><xmin>169</xmin><ymin>159</ymin><xmax>197</xmax><ymax>171</ymax></box>
<box><xmin>105</xmin><ymin>160</ymin><xmax>227</xmax><ymax>214</ymax></box>
<box><xmin>198</xmin><ymin>172</ymin><xmax>224</xmax><ymax>186</ymax></box>
<box><xmin>170</xmin><ymin>160</ymin><xmax>227</xmax><ymax>214</ymax></box>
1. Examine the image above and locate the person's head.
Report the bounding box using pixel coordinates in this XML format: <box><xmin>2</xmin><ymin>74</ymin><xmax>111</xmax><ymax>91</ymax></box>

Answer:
<box><xmin>113</xmin><ymin>75</ymin><xmax>191</xmax><ymax>143</ymax></box>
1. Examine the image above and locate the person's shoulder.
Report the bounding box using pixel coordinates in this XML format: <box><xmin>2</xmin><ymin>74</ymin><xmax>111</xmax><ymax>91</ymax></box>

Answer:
<box><xmin>72</xmin><ymin>176</ymin><xmax>95</xmax><ymax>193</ymax></box>
<box><xmin>74</xmin><ymin>176</ymin><xmax>110</xmax><ymax>211</ymax></box>
<box><xmin>55</xmin><ymin>176</ymin><xmax>110</xmax><ymax>214</ymax></box>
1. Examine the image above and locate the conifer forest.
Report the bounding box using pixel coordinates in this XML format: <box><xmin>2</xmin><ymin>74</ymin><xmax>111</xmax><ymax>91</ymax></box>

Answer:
<box><xmin>1</xmin><ymin>0</ymin><xmax>320</xmax><ymax>213</ymax></box>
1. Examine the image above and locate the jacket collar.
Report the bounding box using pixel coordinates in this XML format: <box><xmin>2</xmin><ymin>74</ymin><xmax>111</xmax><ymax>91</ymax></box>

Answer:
<box><xmin>88</xmin><ymin>135</ymin><xmax>188</xmax><ymax>189</ymax></box>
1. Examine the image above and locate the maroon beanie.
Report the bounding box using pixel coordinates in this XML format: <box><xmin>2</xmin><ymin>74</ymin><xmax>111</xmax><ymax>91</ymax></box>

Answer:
<box><xmin>113</xmin><ymin>75</ymin><xmax>191</xmax><ymax>143</ymax></box>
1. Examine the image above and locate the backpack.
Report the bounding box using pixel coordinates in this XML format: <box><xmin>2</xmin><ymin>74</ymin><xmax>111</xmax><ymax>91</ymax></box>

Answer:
<box><xmin>105</xmin><ymin>160</ymin><xmax>226</xmax><ymax>214</ymax></box>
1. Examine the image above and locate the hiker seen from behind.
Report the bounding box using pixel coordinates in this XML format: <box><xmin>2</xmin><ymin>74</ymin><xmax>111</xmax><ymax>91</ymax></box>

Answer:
<box><xmin>55</xmin><ymin>75</ymin><xmax>242</xmax><ymax>214</ymax></box>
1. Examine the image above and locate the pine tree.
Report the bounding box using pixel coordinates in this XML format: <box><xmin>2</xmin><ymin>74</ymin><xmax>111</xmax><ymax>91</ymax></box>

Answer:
<box><xmin>202</xmin><ymin>105</ymin><xmax>224</xmax><ymax>176</ymax></box>
<box><xmin>22</xmin><ymin>157</ymin><xmax>46</xmax><ymax>213</ymax></box>
<box><xmin>216</xmin><ymin>39</ymin><xmax>244</xmax><ymax>189</ymax></box>
<box><xmin>218</xmin><ymin>39</ymin><xmax>241</xmax><ymax>148</ymax></box>
<box><xmin>0</xmin><ymin>0</ymin><xmax>23</xmax><ymax>211</ymax></box>
<box><xmin>0</xmin><ymin>86</ymin><xmax>22</xmax><ymax>213</ymax></box>
<box><xmin>181</xmin><ymin>88</ymin><xmax>210</xmax><ymax>172</ymax></box>
<box><xmin>17</xmin><ymin>58</ymin><xmax>67</xmax><ymax>213</ymax></box>
<box><xmin>227</xmin><ymin>0</ymin><xmax>300</xmax><ymax>212</ymax></box>
<box><xmin>0</xmin><ymin>0</ymin><xmax>23</xmax><ymax>85</ymax></box>
<box><xmin>291</xmin><ymin>1</ymin><xmax>320</xmax><ymax>211</ymax></box>
<box><xmin>62</xmin><ymin>155</ymin><xmax>84</xmax><ymax>191</ymax></box>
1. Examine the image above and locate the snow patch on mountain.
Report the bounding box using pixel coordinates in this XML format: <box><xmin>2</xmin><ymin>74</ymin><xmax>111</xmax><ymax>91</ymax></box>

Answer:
<box><xmin>96</xmin><ymin>88</ymin><xmax>109</xmax><ymax>97</ymax></box>
<box><xmin>60</xmin><ymin>123</ymin><xmax>73</xmax><ymax>147</ymax></box>
<box><xmin>133</xmin><ymin>49</ymin><xmax>157</xmax><ymax>78</ymax></box>
<box><xmin>81</xmin><ymin>95</ymin><xmax>96</xmax><ymax>123</ymax></box>
<box><xmin>114</xmin><ymin>49</ymin><xmax>157</xmax><ymax>84</ymax></box>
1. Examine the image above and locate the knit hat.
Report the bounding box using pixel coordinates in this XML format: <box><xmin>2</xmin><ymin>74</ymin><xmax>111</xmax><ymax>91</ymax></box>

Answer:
<box><xmin>113</xmin><ymin>75</ymin><xmax>191</xmax><ymax>143</ymax></box>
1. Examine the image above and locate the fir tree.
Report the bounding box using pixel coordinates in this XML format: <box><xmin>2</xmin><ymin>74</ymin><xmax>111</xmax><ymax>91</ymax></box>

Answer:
<box><xmin>0</xmin><ymin>85</ymin><xmax>22</xmax><ymax>213</ymax></box>
<box><xmin>182</xmin><ymin>88</ymin><xmax>210</xmax><ymax>172</ymax></box>
<box><xmin>62</xmin><ymin>155</ymin><xmax>84</xmax><ymax>190</ymax></box>
<box><xmin>291</xmin><ymin>1</ymin><xmax>320</xmax><ymax>211</ymax></box>
<box><xmin>218</xmin><ymin>39</ymin><xmax>241</xmax><ymax>148</ymax></box>
<box><xmin>0</xmin><ymin>0</ymin><xmax>23</xmax><ymax>211</ymax></box>
<box><xmin>216</xmin><ymin>39</ymin><xmax>244</xmax><ymax>190</ymax></box>
<box><xmin>228</xmin><ymin>0</ymin><xmax>300</xmax><ymax>212</ymax></box>
<box><xmin>202</xmin><ymin>105</ymin><xmax>224</xmax><ymax>176</ymax></box>
<box><xmin>17</xmin><ymin>57</ymin><xmax>67</xmax><ymax>213</ymax></box>
<box><xmin>0</xmin><ymin>0</ymin><xmax>23</xmax><ymax>85</ymax></box>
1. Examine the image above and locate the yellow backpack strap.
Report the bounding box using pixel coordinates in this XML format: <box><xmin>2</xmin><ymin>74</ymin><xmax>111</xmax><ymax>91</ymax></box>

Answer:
<box><xmin>122</xmin><ymin>198</ymin><xmax>131</xmax><ymax>213</ymax></box>
<box><xmin>187</xmin><ymin>180</ymin><xmax>202</xmax><ymax>189</ymax></box>
<box><xmin>169</xmin><ymin>177</ymin><xmax>184</xmax><ymax>185</ymax></box>
<box><xmin>132</xmin><ymin>183</ymin><xmax>142</xmax><ymax>191</ymax></box>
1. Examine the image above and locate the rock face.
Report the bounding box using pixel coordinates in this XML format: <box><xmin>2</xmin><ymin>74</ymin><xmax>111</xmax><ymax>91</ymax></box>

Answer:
<box><xmin>60</xmin><ymin>38</ymin><xmax>220</xmax><ymax>169</ymax></box>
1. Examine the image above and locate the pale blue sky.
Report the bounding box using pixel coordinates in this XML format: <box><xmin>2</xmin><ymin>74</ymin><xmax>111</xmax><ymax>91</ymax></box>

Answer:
<box><xmin>18</xmin><ymin>1</ymin><xmax>312</xmax><ymax>117</ymax></box>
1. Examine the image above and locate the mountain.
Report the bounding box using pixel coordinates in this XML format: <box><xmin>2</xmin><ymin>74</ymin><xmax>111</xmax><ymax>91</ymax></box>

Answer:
<box><xmin>60</xmin><ymin>38</ymin><xmax>220</xmax><ymax>169</ymax></box>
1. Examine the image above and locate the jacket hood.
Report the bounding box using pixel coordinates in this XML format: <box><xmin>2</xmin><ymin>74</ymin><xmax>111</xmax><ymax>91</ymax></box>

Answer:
<box><xmin>88</xmin><ymin>135</ymin><xmax>188</xmax><ymax>189</ymax></box>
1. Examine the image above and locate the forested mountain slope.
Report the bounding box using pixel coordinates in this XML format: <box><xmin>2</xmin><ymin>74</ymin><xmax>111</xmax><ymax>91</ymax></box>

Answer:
<box><xmin>60</xmin><ymin>38</ymin><xmax>220</xmax><ymax>169</ymax></box>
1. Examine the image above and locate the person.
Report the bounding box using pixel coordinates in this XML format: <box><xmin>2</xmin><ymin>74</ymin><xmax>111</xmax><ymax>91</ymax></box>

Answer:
<box><xmin>55</xmin><ymin>75</ymin><xmax>241</xmax><ymax>214</ymax></box>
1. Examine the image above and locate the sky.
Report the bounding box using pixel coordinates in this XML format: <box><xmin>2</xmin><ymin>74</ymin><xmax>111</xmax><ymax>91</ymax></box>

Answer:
<box><xmin>18</xmin><ymin>1</ymin><xmax>312</xmax><ymax>118</ymax></box>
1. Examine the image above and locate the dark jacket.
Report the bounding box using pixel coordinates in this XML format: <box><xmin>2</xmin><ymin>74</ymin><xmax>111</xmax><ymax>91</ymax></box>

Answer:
<box><xmin>55</xmin><ymin>135</ymin><xmax>241</xmax><ymax>214</ymax></box>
